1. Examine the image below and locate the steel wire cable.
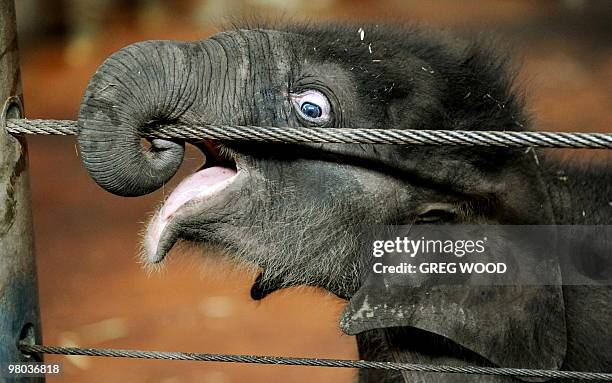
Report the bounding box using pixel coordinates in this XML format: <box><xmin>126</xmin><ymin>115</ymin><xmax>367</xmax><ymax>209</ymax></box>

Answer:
<box><xmin>5</xmin><ymin>118</ymin><xmax>612</xmax><ymax>148</ymax></box>
<box><xmin>18</xmin><ymin>344</ymin><xmax>612</xmax><ymax>380</ymax></box>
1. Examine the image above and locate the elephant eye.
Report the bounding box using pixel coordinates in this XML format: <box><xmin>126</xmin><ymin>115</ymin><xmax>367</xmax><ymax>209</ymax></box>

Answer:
<box><xmin>291</xmin><ymin>90</ymin><xmax>331</xmax><ymax>125</ymax></box>
<box><xmin>416</xmin><ymin>210</ymin><xmax>455</xmax><ymax>224</ymax></box>
<box><xmin>301</xmin><ymin>102</ymin><xmax>322</xmax><ymax>118</ymax></box>
<box><xmin>415</xmin><ymin>204</ymin><xmax>459</xmax><ymax>224</ymax></box>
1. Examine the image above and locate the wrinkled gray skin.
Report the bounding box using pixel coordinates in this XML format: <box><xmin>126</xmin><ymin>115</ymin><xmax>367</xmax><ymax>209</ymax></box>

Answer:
<box><xmin>77</xmin><ymin>24</ymin><xmax>612</xmax><ymax>382</ymax></box>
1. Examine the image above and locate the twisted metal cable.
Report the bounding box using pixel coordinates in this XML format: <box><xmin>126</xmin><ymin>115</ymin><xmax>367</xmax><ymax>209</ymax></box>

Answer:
<box><xmin>19</xmin><ymin>344</ymin><xmax>612</xmax><ymax>380</ymax></box>
<box><xmin>6</xmin><ymin>118</ymin><xmax>612</xmax><ymax>148</ymax></box>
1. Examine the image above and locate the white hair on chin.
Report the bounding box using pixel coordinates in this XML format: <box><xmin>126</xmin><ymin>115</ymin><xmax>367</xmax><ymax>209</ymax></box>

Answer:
<box><xmin>214</xmin><ymin>197</ymin><xmax>363</xmax><ymax>298</ymax></box>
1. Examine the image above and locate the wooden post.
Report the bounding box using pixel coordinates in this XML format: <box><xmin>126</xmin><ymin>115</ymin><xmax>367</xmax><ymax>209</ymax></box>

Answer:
<box><xmin>0</xmin><ymin>0</ymin><xmax>44</xmax><ymax>381</ymax></box>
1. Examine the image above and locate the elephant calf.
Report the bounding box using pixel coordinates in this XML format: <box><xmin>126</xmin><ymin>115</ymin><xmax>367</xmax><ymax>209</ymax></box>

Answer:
<box><xmin>76</xmin><ymin>23</ymin><xmax>612</xmax><ymax>382</ymax></box>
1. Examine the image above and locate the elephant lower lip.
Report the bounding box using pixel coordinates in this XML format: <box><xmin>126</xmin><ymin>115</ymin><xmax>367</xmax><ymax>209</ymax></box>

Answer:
<box><xmin>144</xmin><ymin>165</ymin><xmax>239</xmax><ymax>263</ymax></box>
<box><xmin>250</xmin><ymin>272</ymin><xmax>284</xmax><ymax>300</ymax></box>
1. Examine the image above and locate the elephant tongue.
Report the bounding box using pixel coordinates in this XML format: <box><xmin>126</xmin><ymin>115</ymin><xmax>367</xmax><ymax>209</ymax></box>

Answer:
<box><xmin>144</xmin><ymin>166</ymin><xmax>237</xmax><ymax>263</ymax></box>
<box><xmin>161</xmin><ymin>166</ymin><xmax>237</xmax><ymax>221</ymax></box>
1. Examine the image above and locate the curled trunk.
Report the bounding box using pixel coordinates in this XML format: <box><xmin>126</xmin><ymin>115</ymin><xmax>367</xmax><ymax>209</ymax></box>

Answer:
<box><xmin>77</xmin><ymin>40</ymin><xmax>202</xmax><ymax>196</ymax></box>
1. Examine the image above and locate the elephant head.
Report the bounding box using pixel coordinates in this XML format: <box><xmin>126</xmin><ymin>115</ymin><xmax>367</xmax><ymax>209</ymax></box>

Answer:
<box><xmin>78</xmin><ymin>24</ymin><xmax>577</xmax><ymax>381</ymax></box>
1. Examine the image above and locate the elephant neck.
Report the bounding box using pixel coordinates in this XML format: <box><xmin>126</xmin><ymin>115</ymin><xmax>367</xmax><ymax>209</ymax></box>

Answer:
<box><xmin>355</xmin><ymin>328</ymin><xmax>509</xmax><ymax>383</ymax></box>
<box><xmin>356</xmin><ymin>329</ymin><xmax>406</xmax><ymax>383</ymax></box>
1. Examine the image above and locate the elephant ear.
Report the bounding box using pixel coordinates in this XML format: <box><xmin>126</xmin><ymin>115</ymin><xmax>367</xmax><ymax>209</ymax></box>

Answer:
<box><xmin>341</xmin><ymin>284</ymin><xmax>566</xmax><ymax>372</ymax></box>
<box><xmin>340</xmin><ymin>227</ymin><xmax>567</xmax><ymax>375</ymax></box>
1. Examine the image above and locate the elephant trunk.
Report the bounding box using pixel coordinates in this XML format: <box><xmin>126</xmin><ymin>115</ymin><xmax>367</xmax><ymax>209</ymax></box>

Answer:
<box><xmin>77</xmin><ymin>40</ymin><xmax>202</xmax><ymax>197</ymax></box>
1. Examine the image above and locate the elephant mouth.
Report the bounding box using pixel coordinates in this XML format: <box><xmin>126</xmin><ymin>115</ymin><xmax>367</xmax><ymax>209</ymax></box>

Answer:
<box><xmin>143</xmin><ymin>140</ymin><xmax>242</xmax><ymax>264</ymax></box>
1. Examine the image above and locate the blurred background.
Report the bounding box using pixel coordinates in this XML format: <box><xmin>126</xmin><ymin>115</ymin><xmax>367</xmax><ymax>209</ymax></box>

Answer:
<box><xmin>13</xmin><ymin>0</ymin><xmax>612</xmax><ymax>382</ymax></box>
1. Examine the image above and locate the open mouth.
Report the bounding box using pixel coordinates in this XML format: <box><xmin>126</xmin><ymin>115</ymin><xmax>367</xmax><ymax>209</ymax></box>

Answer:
<box><xmin>144</xmin><ymin>140</ymin><xmax>240</xmax><ymax>264</ymax></box>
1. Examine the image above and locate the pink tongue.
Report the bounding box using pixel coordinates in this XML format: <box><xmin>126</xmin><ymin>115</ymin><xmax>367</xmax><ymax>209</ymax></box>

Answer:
<box><xmin>144</xmin><ymin>166</ymin><xmax>237</xmax><ymax>263</ymax></box>
<box><xmin>161</xmin><ymin>166</ymin><xmax>238</xmax><ymax>221</ymax></box>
